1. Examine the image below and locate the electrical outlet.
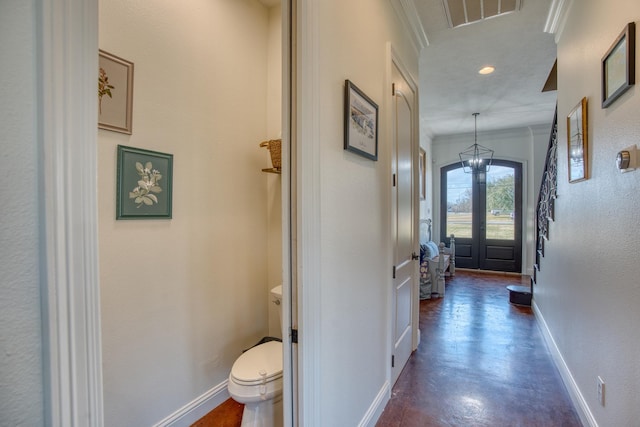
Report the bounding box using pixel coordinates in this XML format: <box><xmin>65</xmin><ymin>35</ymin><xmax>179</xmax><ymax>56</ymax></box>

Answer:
<box><xmin>597</xmin><ymin>376</ymin><xmax>605</xmax><ymax>406</ymax></box>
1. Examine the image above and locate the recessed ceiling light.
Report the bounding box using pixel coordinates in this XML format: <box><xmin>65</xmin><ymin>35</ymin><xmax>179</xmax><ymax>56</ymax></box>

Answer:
<box><xmin>478</xmin><ymin>66</ymin><xmax>495</xmax><ymax>75</ymax></box>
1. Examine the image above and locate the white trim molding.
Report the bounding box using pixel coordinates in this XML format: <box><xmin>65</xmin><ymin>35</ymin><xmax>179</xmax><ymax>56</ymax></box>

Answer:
<box><xmin>38</xmin><ymin>0</ymin><xmax>103</xmax><ymax>425</ymax></box>
<box><xmin>296</xmin><ymin>0</ymin><xmax>322</xmax><ymax>426</ymax></box>
<box><xmin>358</xmin><ymin>381</ymin><xmax>390</xmax><ymax>427</ymax></box>
<box><xmin>544</xmin><ymin>0</ymin><xmax>574</xmax><ymax>43</ymax></box>
<box><xmin>152</xmin><ymin>381</ymin><xmax>230</xmax><ymax>427</ymax></box>
<box><xmin>390</xmin><ymin>0</ymin><xmax>429</xmax><ymax>55</ymax></box>
<box><xmin>533</xmin><ymin>301</ymin><xmax>597</xmax><ymax>427</ymax></box>
<box><xmin>281</xmin><ymin>1</ymin><xmax>295</xmax><ymax>426</ymax></box>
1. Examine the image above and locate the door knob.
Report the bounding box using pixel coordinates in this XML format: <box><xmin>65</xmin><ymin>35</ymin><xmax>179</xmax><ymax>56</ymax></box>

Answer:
<box><xmin>412</xmin><ymin>252</ymin><xmax>420</xmax><ymax>260</ymax></box>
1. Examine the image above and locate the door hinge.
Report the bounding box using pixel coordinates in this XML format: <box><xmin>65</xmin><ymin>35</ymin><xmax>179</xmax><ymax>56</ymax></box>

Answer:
<box><xmin>392</xmin><ymin>83</ymin><xmax>396</xmax><ymax>96</ymax></box>
<box><xmin>391</xmin><ymin>355</ymin><xmax>395</xmax><ymax>368</ymax></box>
<box><xmin>291</xmin><ymin>328</ymin><xmax>298</xmax><ymax>344</ymax></box>
<box><xmin>392</xmin><ymin>173</ymin><xmax>396</xmax><ymax>187</ymax></box>
<box><xmin>392</xmin><ymin>265</ymin><xmax>396</xmax><ymax>279</ymax></box>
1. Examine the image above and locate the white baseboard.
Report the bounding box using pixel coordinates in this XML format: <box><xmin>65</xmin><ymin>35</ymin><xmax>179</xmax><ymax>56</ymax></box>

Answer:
<box><xmin>533</xmin><ymin>301</ymin><xmax>598</xmax><ymax>427</ymax></box>
<box><xmin>358</xmin><ymin>380</ymin><xmax>390</xmax><ymax>427</ymax></box>
<box><xmin>152</xmin><ymin>380</ymin><xmax>231</xmax><ymax>427</ymax></box>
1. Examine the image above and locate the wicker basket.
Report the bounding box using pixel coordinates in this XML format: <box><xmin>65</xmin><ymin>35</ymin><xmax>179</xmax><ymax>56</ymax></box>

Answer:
<box><xmin>259</xmin><ymin>139</ymin><xmax>281</xmax><ymax>170</ymax></box>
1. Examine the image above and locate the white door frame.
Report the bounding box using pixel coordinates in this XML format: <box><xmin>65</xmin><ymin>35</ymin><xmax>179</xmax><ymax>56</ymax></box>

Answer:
<box><xmin>41</xmin><ymin>1</ymin><xmax>300</xmax><ymax>426</ymax></box>
<box><xmin>293</xmin><ymin>1</ymin><xmax>323</xmax><ymax>426</ymax></box>
<box><xmin>281</xmin><ymin>1</ymin><xmax>298</xmax><ymax>426</ymax></box>
<box><xmin>38</xmin><ymin>0</ymin><xmax>103</xmax><ymax>425</ymax></box>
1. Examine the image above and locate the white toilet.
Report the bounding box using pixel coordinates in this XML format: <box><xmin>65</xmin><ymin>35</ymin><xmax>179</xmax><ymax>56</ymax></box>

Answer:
<box><xmin>228</xmin><ymin>285</ymin><xmax>283</xmax><ymax>426</ymax></box>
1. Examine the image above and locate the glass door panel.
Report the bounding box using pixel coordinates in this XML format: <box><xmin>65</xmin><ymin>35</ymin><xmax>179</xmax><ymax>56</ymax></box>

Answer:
<box><xmin>445</xmin><ymin>167</ymin><xmax>472</xmax><ymax>238</ymax></box>
<box><xmin>485</xmin><ymin>165</ymin><xmax>515</xmax><ymax>240</ymax></box>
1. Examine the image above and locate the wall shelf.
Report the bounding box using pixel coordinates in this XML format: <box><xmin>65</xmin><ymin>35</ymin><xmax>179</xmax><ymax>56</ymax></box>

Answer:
<box><xmin>262</xmin><ymin>168</ymin><xmax>281</xmax><ymax>174</ymax></box>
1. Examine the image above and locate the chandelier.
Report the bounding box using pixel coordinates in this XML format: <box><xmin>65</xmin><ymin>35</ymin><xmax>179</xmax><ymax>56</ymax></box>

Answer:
<box><xmin>459</xmin><ymin>112</ymin><xmax>493</xmax><ymax>173</ymax></box>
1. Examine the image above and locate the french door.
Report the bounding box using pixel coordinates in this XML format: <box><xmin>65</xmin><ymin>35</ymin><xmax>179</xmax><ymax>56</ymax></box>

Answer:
<box><xmin>440</xmin><ymin>160</ymin><xmax>522</xmax><ymax>272</ymax></box>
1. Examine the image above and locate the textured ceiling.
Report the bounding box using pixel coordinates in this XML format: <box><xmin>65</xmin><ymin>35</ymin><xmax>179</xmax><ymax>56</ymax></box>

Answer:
<box><xmin>416</xmin><ymin>0</ymin><xmax>557</xmax><ymax>136</ymax></box>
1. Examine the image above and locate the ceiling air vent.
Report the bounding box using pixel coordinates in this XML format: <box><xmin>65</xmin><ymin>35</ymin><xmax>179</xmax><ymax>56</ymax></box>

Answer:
<box><xmin>443</xmin><ymin>0</ymin><xmax>521</xmax><ymax>28</ymax></box>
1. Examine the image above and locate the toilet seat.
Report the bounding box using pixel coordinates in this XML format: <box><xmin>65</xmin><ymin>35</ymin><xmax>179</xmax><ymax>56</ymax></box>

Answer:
<box><xmin>228</xmin><ymin>341</ymin><xmax>283</xmax><ymax>403</ymax></box>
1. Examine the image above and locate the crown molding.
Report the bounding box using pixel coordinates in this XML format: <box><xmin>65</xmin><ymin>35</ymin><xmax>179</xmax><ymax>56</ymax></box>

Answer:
<box><xmin>544</xmin><ymin>0</ymin><xmax>574</xmax><ymax>43</ymax></box>
<box><xmin>391</xmin><ymin>0</ymin><xmax>429</xmax><ymax>55</ymax></box>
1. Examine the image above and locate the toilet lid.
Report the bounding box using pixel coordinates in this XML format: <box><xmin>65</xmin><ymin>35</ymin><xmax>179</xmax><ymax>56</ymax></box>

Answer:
<box><xmin>230</xmin><ymin>341</ymin><xmax>283</xmax><ymax>386</ymax></box>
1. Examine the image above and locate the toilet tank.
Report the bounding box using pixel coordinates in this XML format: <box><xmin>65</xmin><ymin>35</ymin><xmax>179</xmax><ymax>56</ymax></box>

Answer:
<box><xmin>270</xmin><ymin>285</ymin><xmax>282</xmax><ymax>304</ymax></box>
<box><xmin>270</xmin><ymin>285</ymin><xmax>283</xmax><ymax>333</ymax></box>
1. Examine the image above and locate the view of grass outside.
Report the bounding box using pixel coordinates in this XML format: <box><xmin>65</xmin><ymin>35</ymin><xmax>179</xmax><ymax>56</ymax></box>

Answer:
<box><xmin>446</xmin><ymin>212</ymin><xmax>514</xmax><ymax>239</ymax></box>
<box><xmin>446</xmin><ymin>212</ymin><xmax>473</xmax><ymax>238</ymax></box>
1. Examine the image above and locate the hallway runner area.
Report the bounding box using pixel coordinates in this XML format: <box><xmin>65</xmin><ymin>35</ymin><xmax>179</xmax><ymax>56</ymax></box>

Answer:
<box><xmin>376</xmin><ymin>270</ymin><xmax>581</xmax><ymax>427</ymax></box>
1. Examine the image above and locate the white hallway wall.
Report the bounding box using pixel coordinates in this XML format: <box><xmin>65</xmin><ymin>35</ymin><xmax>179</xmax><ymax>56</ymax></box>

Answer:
<box><xmin>536</xmin><ymin>0</ymin><xmax>640</xmax><ymax>425</ymax></box>
<box><xmin>98</xmin><ymin>0</ymin><xmax>275</xmax><ymax>425</ymax></box>
<box><xmin>306</xmin><ymin>0</ymin><xmax>418</xmax><ymax>425</ymax></box>
<box><xmin>0</xmin><ymin>1</ymin><xmax>44</xmax><ymax>425</ymax></box>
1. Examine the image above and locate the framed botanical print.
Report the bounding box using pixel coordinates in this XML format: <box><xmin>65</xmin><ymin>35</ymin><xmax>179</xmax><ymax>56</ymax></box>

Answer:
<box><xmin>116</xmin><ymin>145</ymin><xmax>173</xmax><ymax>219</ymax></box>
<box><xmin>99</xmin><ymin>50</ymin><xmax>134</xmax><ymax>134</ymax></box>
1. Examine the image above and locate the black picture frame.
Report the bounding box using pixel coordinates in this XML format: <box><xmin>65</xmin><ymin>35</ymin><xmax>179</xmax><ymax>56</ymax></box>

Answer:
<box><xmin>601</xmin><ymin>22</ymin><xmax>635</xmax><ymax>108</ymax></box>
<box><xmin>344</xmin><ymin>80</ymin><xmax>378</xmax><ymax>161</ymax></box>
<box><xmin>116</xmin><ymin>145</ymin><xmax>173</xmax><ymax>219</ymax></box>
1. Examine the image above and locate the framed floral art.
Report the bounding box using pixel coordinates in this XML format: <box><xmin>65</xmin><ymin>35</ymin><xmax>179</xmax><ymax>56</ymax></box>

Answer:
<box><xmin>99</xmin><ymin>50</ymin><xmax>134</xmax><ymax>134</ymax></box>
<box><xmin>116</xmin><ymin>145</ymin><xmax>173</xmax><ymax>219</ymax></box>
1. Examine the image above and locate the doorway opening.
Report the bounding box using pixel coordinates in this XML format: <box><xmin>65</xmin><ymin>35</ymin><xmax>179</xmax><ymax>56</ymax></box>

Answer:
<box><xmin>440</xmin><ymin>160</ymin><xmax>522</xmax><ymax>272</ymax></box>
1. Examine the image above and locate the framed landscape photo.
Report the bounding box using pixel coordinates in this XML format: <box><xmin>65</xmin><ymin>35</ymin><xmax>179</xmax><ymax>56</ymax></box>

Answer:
<box><xmin>419</xmin><ymin>148</ymin><xmax>426</xmax><ymax>200</ymax></box>
<box><xmin>601</xmin><ymin>22</ymin><xmax>635</xmax><ymax>108</ymax></box>
<box><xmin>344</xmin><ymin>80</ymin><xmax>378</xmax><ymax>160</ymax></box>
<box><xmin>116</xmin><ymin>145</ymin><xmax>173</xmax><ymax>219</ymax></box>
<box><xmin>567</xmin><ymin>97</ymin><xmax>588</xmax><ymax>183</ymax></box>
<box><xmin>99</xmin><ymin>50</ymin><xmax>134</xmax><ymax>134</ymax></box>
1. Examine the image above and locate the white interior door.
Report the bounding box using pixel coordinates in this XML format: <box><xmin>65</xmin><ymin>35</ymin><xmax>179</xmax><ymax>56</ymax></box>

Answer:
<box><xmin>391</xmin><ymin>60</ymin><xmax>417</xmax><ymax>385</ymax></box>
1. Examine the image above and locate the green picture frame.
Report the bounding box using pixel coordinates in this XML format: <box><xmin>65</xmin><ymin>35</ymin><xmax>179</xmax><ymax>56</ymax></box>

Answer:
<box><xmin>116</xmin><ymin>145</ymin><xmax>173</xmax><ymax>219</ymax></box>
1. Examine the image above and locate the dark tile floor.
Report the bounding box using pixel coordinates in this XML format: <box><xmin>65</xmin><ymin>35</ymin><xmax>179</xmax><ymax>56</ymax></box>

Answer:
<box><xmin>376</xmin><ymin>270</ymin><xmax>582</xmax><ymax>427</ymax></box>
